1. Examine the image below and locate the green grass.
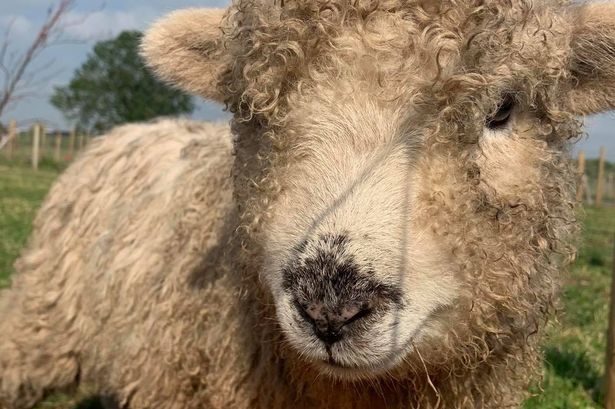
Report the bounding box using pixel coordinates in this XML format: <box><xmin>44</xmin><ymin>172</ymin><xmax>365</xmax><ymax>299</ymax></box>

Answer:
<box><xmin>0</xmin><ymin>163</ymin><xmax>58</xmax><ymax>288</ymax></box>
<box><xmin>523</xmin><ymin>207</ymin><xmax>615</xmax><ymax>409</ymax></box>
<box><xmin>0</xmin><ymin>163</ymin><xmax>614</xmax><ymax>408</ymax></box>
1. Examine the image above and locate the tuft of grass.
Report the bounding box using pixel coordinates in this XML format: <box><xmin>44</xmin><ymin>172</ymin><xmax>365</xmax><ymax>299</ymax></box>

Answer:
<box><xmin>0</xmin><ymin>163</ymin><xmax>614</xmax><ymax>408</ymax></box>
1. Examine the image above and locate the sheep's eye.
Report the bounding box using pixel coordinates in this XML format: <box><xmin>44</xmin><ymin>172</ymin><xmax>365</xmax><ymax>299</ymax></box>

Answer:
<box><xmin>485</xmin><ymin>95</ymin><xmax>515</xmax><ymax>130</ymax></box>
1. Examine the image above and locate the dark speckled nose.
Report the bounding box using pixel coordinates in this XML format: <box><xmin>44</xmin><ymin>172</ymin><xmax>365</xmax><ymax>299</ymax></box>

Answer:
<box><xmin>296</xmin><ymin>301</ymin><xmax>372</xmax><ymax>344</ymax></box>
<box><xmin>284</xmin><ymin>234</ymin><xmax>403</xmax><ymax>344</ymax></box>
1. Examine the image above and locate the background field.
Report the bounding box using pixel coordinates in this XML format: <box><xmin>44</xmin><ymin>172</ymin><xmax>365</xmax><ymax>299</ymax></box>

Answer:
<box><xmin>0</xmin><ymin>159</ymin><xmax>614</xmax><ymax>408</ymax></box>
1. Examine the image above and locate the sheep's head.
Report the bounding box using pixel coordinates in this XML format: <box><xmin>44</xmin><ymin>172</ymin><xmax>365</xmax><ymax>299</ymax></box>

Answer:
<box><xmin>144</xmin><ymin>1</ymin><xmax>615</xmax><ymax>381</ymax></box>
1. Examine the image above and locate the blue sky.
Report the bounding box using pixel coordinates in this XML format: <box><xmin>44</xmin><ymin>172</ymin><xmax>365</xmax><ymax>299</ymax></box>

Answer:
<box><xmin>1</xmin><ymin>0</ymin><xmax>614</xmax><ymax>160</ymax></box>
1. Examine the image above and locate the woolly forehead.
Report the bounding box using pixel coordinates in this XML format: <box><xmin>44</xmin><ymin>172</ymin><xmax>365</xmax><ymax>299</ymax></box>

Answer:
<box><xmin>143</xmin><ymin>1</ymin><xmax>615</xmax><ymax>131</ymax></box>
<box><xmin>225</xmin><ymin>0</ymin><xmax>571</xmax><ymax>127</ymax></box>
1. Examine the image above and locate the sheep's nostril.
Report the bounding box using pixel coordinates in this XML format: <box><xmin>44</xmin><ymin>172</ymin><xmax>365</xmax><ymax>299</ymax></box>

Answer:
<box><xmin>295</xmin><ymin>301</ymin><xmax>372</xmax><ymax>345</ymax></box>
<box><xmin>339</xmin><ymin>303</ymin><xmax>372</xmax><ymax>326</ymax></box>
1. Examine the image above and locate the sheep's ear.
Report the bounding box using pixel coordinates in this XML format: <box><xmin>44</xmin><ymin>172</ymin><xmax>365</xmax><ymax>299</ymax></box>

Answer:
<box><xmin>567</xmin><ymin>3</ymin><xmax>615</xmax><ymax>115</ymax></box>
<box><xmin>141</xmin><ymin>8</ymin><xmax>229</xmax><ymax>104</ymax></box>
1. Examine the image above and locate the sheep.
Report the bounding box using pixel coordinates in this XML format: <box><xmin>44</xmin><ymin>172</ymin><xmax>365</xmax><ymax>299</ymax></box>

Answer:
<box><xmin>2</xmin><ymin>1</ymin><xmax>615</xmax><ymax>408</ymax></box>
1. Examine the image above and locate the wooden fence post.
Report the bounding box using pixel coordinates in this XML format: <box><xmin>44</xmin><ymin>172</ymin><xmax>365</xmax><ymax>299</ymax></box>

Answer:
<box><xmin>577</xmin><ymin>151</ymin><xmax>586</xmax><ymax>203</ymax></box>
<box><xmin>40</xmin><ymin>124</ymin><xmax>47</xmax><ymax>158</ymax></box>
<box><xmin>54</xmin><ymin>131</ymin><xmax>62</xmax><ymax>162</ymax></box>
<box><xmin>606</xmin><ymin>235</ymin><xmax>615</xmax><ymax>409</ymax></box>
<box><xmin>596</xmin><ymin>147</ymin><xmax>607</xmax><ymax>207</ymax></box>
<box><xmin>68</xmin><ymin>127</ymin><xmax>76</xmax><ymax>159</ymax></box>
<box><xmin>31</xmin><ymin>123</ymin><xmax>40</xmax><ymax>171</ymax></box>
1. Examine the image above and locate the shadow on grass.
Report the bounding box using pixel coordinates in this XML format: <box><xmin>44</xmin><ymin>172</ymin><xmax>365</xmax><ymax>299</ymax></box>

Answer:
<box><xmin>544</xmin><ymin>347</ymin><xmax>604</xmax><ymax>406</ymax></box>
<box><xmin>73</xmin><ymin>397</ymin><xmax>104</xmax><ymax>409</ymax></box>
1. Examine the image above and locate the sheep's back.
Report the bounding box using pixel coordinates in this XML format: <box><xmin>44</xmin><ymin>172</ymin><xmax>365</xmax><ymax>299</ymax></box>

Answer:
<box><xmin>1</xmin><ymin>118</ymin><xmax>235</xmax><ymax>382</ymax></box>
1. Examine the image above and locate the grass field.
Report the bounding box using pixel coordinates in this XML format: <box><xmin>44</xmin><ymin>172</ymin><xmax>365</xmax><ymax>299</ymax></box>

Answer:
<box><xmin>0</xmin><ymin>163</ymin><xmax>58</xmax><ymax>287</ymax></box>
<box><xmin>524</xmin><ymin>206</ymin><xmax>614</xmax><ymax>408</ymax></box>
<box><xmin>0</xmin><ymin>162</ymin><xmax>613</xmax><ymax>408</ymax></box>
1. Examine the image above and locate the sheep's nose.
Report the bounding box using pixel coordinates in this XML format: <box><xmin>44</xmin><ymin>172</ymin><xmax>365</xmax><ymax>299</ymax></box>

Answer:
<box><xmin>296</xmin><ymin>302</ymin><xmax>372</xmax><ymax>345</ymax></box>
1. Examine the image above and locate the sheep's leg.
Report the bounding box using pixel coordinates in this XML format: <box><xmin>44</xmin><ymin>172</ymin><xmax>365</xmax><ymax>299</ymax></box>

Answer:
<box><xmin>0</xmin><ymin>291</ymin><xmax>81</xmax><ymax>409</ymax></box>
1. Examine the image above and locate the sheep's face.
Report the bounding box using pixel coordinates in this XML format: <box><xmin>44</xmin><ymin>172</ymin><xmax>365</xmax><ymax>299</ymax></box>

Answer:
<box><xmin>257</xmin><ymin>21</ymin><xmax>573</xmax><ymax>377</ymax></box>
<box><xmin>144</xmin><ymin>1</ymin><xmax>615</xmax><ymax>381</ymax></box>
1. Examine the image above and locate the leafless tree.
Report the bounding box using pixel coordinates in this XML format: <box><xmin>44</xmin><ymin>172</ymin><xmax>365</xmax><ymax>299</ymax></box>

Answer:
<box><xmin>0</xmin><ymin>0</ymin><xmax>76</xmax><ymax>122</ymax></box>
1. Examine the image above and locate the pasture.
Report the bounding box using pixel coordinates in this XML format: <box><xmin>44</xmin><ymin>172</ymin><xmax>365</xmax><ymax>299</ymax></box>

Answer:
<box><xmin>0</xmin><ymin>160</ymin><xmax>613</xmax><ymax>408</ymax></box>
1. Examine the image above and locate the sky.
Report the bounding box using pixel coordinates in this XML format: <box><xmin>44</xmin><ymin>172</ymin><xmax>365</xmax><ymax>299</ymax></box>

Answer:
<box><xmin>1</xmin><ymin>0</ymin><xmax>614</xmax><ymax>160</ymax></box>
<box><xmin>0</xmin><ymin>0</ymin><xmax>230</xmax><ymax>129</ymax></box>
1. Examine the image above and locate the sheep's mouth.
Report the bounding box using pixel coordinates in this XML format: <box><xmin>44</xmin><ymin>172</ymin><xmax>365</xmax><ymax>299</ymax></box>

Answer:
<box><xmin>279</xmin><ymin>292</ymin><xmax>455</xmax><ymax>380</ymax></box>
<box><xmin>322</xmin><ymin>355</ymin><xmax>388</xmax><ymax>373</ymax></box>
<box><xmin>312</xmin><ymin>353</ymin><xmax>401</xmax><ymax>381</ymax></box>
<box><xmin>307</xmin><ymin>311</ymin><xmax>438</xmax><ymax>380</ymax></box>
<box><xmin>326</xmin><ymin>355</ymin><xmax>351</xmax><ymax>369</ymax></box>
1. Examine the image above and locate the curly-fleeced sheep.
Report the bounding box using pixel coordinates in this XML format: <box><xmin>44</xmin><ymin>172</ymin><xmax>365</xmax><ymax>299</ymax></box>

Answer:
<box><xmin>2</xmin><ymin>1</ymin><xmax>615</xmax><ymax>408</ymax></box>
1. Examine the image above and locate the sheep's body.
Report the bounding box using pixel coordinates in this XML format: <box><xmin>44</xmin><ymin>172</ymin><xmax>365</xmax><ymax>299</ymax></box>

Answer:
<box><xmin>0</xmin><ymin>120</ymin><xmax>242</xmax><ymax>409</ymax></box>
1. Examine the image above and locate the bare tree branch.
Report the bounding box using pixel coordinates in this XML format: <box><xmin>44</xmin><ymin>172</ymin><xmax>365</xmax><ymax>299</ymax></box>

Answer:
<box><xmin>0</xmin><ymin>19</ymin><xmax>15</xmax><ymax>67</ymax></box>
<box><xmin>0</xmin><ymin>0</ymin><xmax>76</xmax><ymax>120</ymax></box>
